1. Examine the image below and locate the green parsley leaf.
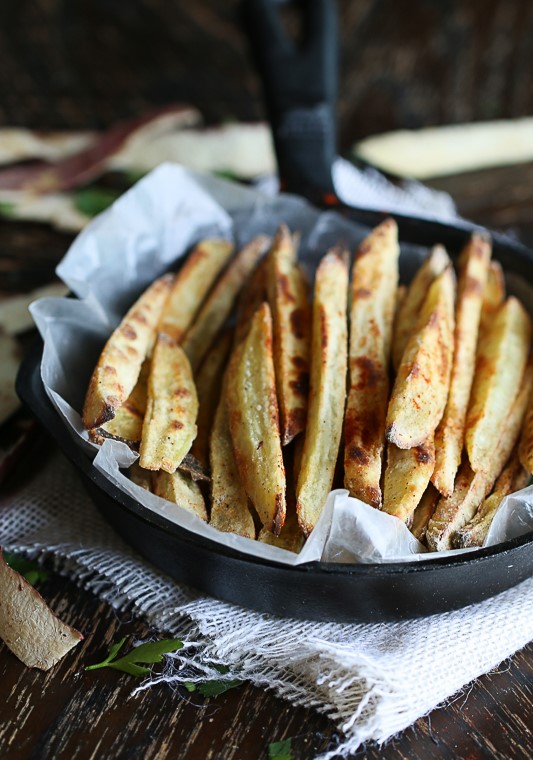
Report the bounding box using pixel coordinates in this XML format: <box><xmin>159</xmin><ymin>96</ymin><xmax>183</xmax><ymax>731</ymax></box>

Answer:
<box><xmin>268</xmin><ymin>738</ymin><xmax>293</xmax><ymax>759</ymax></box>
<box><xmin>214</xmin><ymin>169</ymin><xmax>239</xmax><ymax>182</ymax></box>
<box><xmin>85</xmin><ymin>637</ymin><xmax>183</xmax><ymax>675</ymax></box>
<box><xmin>3</xmin><ymin>551</ymin><xmax>49</xmax><ymax>585</ymax></box>
<box><xmin>74</xmin><ymin>187</ymin><xmax>120</xmax><ymax>217</ymax></box>
<box><xmin>183</xmin><ymin>681</ymin><xmax>197</xmax><ymax>693</ymax></box>
<box><xmin>195</xmin><ymin>678</ymin><xmax>243</xmax><ymax>697</ymax></box>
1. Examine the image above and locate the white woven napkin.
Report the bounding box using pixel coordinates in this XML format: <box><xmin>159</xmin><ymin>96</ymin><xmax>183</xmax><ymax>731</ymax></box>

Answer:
<box><xmin>2</xmin><ymin>452</ymin><xmax>533</xmax><ymax>759</ymax></box>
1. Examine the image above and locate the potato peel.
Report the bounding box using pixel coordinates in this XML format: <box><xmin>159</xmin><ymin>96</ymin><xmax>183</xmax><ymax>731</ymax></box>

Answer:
<box><xmin>0</xmin><ymin>549</ymin><xmax>83</xmax><ymax>670</ymax></box>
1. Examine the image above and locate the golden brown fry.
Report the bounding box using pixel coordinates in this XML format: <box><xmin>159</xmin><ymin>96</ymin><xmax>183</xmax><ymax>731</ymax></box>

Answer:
<box><xmin>427</xmin><ymin>361</ymin><xmax>533</xmax><ymax>550</ymax></box>
<box><xmin>91</xmin><ymin>359</ymin><xmax>150</xmax><ymax>448</ymax></box>
<box><xmin>344</xmin><ymin>218</ymin><xmax>400</xmax><ymax>507</ymax></box>
<box><xmin>465</xmin><ymin>296</ymin><xmax>532</xmax><ymax>474</ymax></box>
<box><xmin>386</xmin><ymin>267</ymin><xmax>455</xmax><ymax>449</ymax></box>
<box><xmin>267</xmin><ymin>224</ymin><xmax>311</xmax><ymax>445</ymax></box>
<box><xmin>83</xmin><ymin>274</ymin><xmax>173</xmax><ymax>429</ymax></box>
<box><xmin>392</xmin><ymin>244</ymin><xmax>450</xmax><ymax>371</ymax></box>
<box><xmin>152</xmin><ymin>469</ymin><xmax>208</xmax><ymax>521</ymax></box>
<box><xmin>158</xmin><ymin>239</ymin><xmax>233</xmax><ymax>342</ymax></box>
<box><xmin>410</xmin><ymin>484</ymin><xmax>440</xmax><ymax>542</ymax></box>
<box><xmin>182</xmin><ymin>236</ymin><xmax>270</xmax><ymax>372</ymax></box>
<box><xmin>258</xmin><ymin>508</ymin><xmax>305</xmax><ymax>553</ymax></box>
<box><xmin>226</xmin><ymin>303</ymin><xmax>286</xmax><ymax>534</ymax></box>
<box><xmin>382</xmin><ymin>436</ymin><xmax>435</xmax><ymax>523</ymax></box>
<box><xmin>453</xmin><ymin>450</ymin><xmax>529</xmax><ymax>548</ymax></box>
<box><xmin>296</xmin><ymin>248</ymin><xmax>349</xmax><ymax>536</ymax></box>
<box><xmin>479</xmin><ymin>260</ymin><xmax>505</xmax><ymax>337</ymax></box>
<box><xmin>209</xmin><ymin>368</ymin><xmax>256</xmax><ymax>539</ymax></box>
<box><xmin>234</xmin><ymin>257</ymin><xmax>269</xmax><ymax>345</ymax></box>
<box><xmin>139</xmin><ymin>335</ymin><xmax>198</xmax><ymax>472</ymax></box>
<box><xmin>519</xmin><ymin>384</ymin><xmax>533</xmax><ymax>474</ymax></box>
<box><xmin>433</xmin><ymin>233</ymin><xmax>491</xmax><ymax>496</ymax></box>
<box><xmin>190</xmin><ymin>330</ymin><xmax>233</xmax><ymax>467</ymax></box>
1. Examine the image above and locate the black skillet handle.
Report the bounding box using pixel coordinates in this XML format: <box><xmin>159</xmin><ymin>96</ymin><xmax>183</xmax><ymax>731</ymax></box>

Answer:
<box><xmin>243</xmin><ymin>0</ymin><xmax>339</xmax><ymax>202</ymax></box>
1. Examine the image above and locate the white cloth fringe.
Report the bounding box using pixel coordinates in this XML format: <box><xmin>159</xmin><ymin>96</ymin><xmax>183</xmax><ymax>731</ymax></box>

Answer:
<box><xmin>2</xmin><ymin>452</ymin><xmax>533</xmax><ymax>759</ymax></box>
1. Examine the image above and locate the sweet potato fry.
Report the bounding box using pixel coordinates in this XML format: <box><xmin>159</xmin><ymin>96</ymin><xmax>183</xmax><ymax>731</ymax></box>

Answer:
<box><xmin>182</xmin><ymin>236</ymin><xmax>269</xmax><ymax>372</ymax></box>
<box><xmin>226</xmin><ymin>303</ymin><xmax>286</xmax><ymax>534</ymax></box>
<box><xmin>344</xmin><ymin>218</ymin><xmax>400</xmax><ymax>507</ymax></box>
<box><xmin>410</xmin><ymin>483</ymin><xmax>439</xmax><ymax>542</ymax></box>
<box><xmin>386</xmin><ymin>267</ymin><xmax>455</xmax><ymax>449</ymax></box>
<box><xmin>296</xmin><ymin>248</ymin><xmax>348</xmax><ymax>536</ymax></box>
<box><xmin>152</xmin><ymin>469</ymin><xmax>208</xmax><ymax>521</ymax></box>
<box><xmin>139</xmin><ymin>335</ymin><xmax>198</xmax><ymax>472</ymax></box>
<box><xmin>267</xmin><ymin>224</ymin><xmax>311</xmax><ymax>445</ymax></box>
<box><xmin>382</xmin><ymin>436</ymin><xmax>435</xmax><ymax>523</ymax></box>
<box><xmin>427</xmin><ymin>361</ymin><xmax>533</xmax><ymax>550</ymax></box>
<box><xmin>83</xmin><ymin>273</ymin><xmax>172</xmax><ymax>429</ymax></box>
<box><xmin>392</xmin><ymin>244</ymin><xmax>450</xmax><ymax>371</ymax></box>
<box><xmin>209</xmin><ymin>368</ymin><xmax>255</xmax><ymax>539</ymax></box>
<box><xmin>191</xmin><ymin>330</ymin><xmax>233</xmax><ymax>467</ymax></box>
<box><xmin>158</xmin><ymin>239</ymin><xmax>233</xmax><ymax>342</ymax></box>
<box><xmin>433</xmin><ymin>233</ymin><xmax>491</xmax><ymax>496</ymax></box>
<box><xmin>91</xmin><ymin>359</ymin><xmax>150</xmax><ymax>448</ymax></box>
<box><xmin>453</xmin><ymin>450</ymin><xmax>529</xmax><ymax>548</ymax></box>
<box><xmin>465</xmin><ymin>296</ymin><xmax>532</xmax><ymax>474</ymax></box>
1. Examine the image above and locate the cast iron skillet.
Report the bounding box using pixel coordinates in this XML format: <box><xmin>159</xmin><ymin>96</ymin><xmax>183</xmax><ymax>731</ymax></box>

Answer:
<box><xmin>15</xmin><ymin>198</ymin><xmax>533</xmax><ymax>623</ymax></box>
<box><xmin>15</xmin><ymin>0</ymin><xmax>533</xmax><ymax>623</ymax></box>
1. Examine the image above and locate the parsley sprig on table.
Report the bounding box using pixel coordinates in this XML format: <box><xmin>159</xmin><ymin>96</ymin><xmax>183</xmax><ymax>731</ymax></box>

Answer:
<box><xmin>268</xmin><ymin>738</ymin><xmax>293</xmax><ymax>759</ymax></box>
<box><xmin>85</xmin><ymin>636</ymin><xmax>183</xmax><ymax>677</ymax></box>
<box><xmin>3</xmin><ymin>551</ymin><xmax>49</xmax><ymax>586</ymax></box>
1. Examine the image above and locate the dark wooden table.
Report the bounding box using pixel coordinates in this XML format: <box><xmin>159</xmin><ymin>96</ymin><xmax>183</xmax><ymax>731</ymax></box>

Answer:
<box><xmin>2</xmin><ymin>163</ymin><xmax>533</xmax><ymax>759</ymax></box>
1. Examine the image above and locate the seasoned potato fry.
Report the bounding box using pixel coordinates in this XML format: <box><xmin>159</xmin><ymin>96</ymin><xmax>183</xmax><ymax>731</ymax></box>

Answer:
<box><xmin>139</xmin><ymin>335</ymin><xmax>198</xmax><ymax>472</ymax></box>
<box><xmin>234</xmin><ymin>256</ymin><xmax>269</xmax><ymax>345</ymax></box>
<box><xmin>191</xmin><ymin>330</ymin><xmax>233</xmax><ymax>467</ymax></box>
<box><xmin>209</xmin><ymin>369</ymin><xmax>256</xmax><ymax>539</ymax></box>
<box><xmin>158</xmin><ymin>239</ymin><xmax>233</xmax><ymax>342</ymax></box>
<box><xmin>258</xmin><ymin>508</ymin><xmax>304</xmax><ymax>553</ymax></box>
<box><xmin>410</xmin><ymin>484</ymin><xmax>439</xmax><ymax>542</ymax></box>
<box><xmin>392</xmin><ymin>244</ymin><xmax>450</xmax><ymax>371</ymax></box>
<box><xmin>465</xmin><ymin>296</ymin><xmax>532</xmax><ymax>474</ymax></box>
<box><xmin>152</xmin><ymin>469</ymin><xmax>208</xmax><ymax>522</ymax></box>
<box><xmin>182</xmin><ymin>236</ymin><xmax>270</xmax><ymax>372</ymax></box>
<box><xmin>453</xmin><ymin>450</ymin><xmax>529</xmax><ymax>548</ymax></box>
<box><xmin>83</xmin><ymin>274</ymin><xmax>172</xmax><ymax>429</ymax></box>
<box><xmin>91</xmin><ymin>359</ymin><xmax>150</xmax><ymax>447</ymax></box>
<box><xmin>427</xmin><ymin>361</ymin><xmax>533</xmax><ymax>550</ymax></box>
<box><xmin>226</xmin><ymin>303</ymin><xmax>286</xmax><ymax>534</ymax></box>
<box><xmin>382</xmin><ymin>436</ymin><xmax>435</xmax><ymax>523</ymax></box>
<box><xmin>386</xmin><ymin>267</ymin><xmax>455</xmax><ymax>449</ymax></box>
<box><xmin>433</xmin><ymin>233</ymin><xmax>491</xmax><ymax>496</ymax></box>
<box><xmin>519</xmin><ymin>385</ymin><xmax>533</xmax><ymax>474</ymax></box>
<box><xmin>479</xmin><ymin>260</ymin><xmax>505</xmax><ymax>337</ymax></box>
<box><xmin>344</xmin><ymin>218</ymin><xmax>400</xmax><ymax>507</ymax></box>
<box><xmin>296</xmin><ymin>248</ymin><xmax>349</xmax><ymax>536</ymax></box>
<box><xmin>129</xmin><ymin>461</ymin><xmax>153</xmax><ymax>491</ymax></box>
<box><xmin>267</xmin><ymin>225</ymin><xmax>311</xmax><ymax>445</ymax></box>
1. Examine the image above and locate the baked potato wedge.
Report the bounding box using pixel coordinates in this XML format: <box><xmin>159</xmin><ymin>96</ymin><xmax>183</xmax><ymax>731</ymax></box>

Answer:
<box><xmin>410</xmin><ymin>483</ymin><xmax>439</xmax><ymax>542</ymax></box>
<box><xmin>344</xmin><ymin>218</ymin><xmax>400</xmax><ymax>507</ymax></box>
<box><xmin>386</xmin><ymin>267</ymin><xmax>455</xmax><ymax>449</ymax></box>
<box><xmin>433</xmin><ymin>233</ymin><xmax>491</xmax><ymax>496</ymax></box>
<box><xmin>234</xmin><ymin>256</ymin><xmax>269</xmax><ymax>345</ymax></box>
<box><xmin>139</xmin><ymin>335</ymin><xmax>198</xmax><ymax>473</ymax></box>
<box><xmin>465</xmin><ymin>296</ymin><xmax>532</xmax><ymax>474</ymax></box>
<box><xmin>296</xmin><ymin>248</ymin><xmax>349</xmax><ymax>536</ymax></box>
<box><xmin>382</xmin><ymin>436</ymin><xmax>435</xmax><ymax>523</ymax></box>
<box><xmin>267</xmin><ymin>224</ymin><xmax>311</xmax><ymax>445</ymax></box>
<box><xmin>158</xmin><ymin>238</ymin><xmax>233</xmax><ymax>342</ymax></box>
<box><xmin>226</xmin><ymin>302</ymin><xmax>286</xmax><ymax>534</ymax></box>
<box><xmin>392</xmin><ymin>244</ymin><xmax>450</xmax><ymax>371</ymax></box>
<box><xmin>83</xmin><ymin>273</ymin><xmax>172</xmax><ymax>429</ymax></box>
<box><xmin>152</xmin><ymin>469</ymin><xmax>208</xmax><ymax>521</ymax></box>
<box><xmin>182</xmin><ymin>235</ymin><xmax>269</xmax><ymax>372</ymax></box>
<box><xmin>91</xmin><ymin>358</ymin><xmax>150</xmax><ymax>448</ymax></box>
<box><xmin>209</xmin><ymin>368</ymin><xmax>255</xmax><ymax>540</ymax></box>
<box><xmin>479</xmin><ymin>260</ymin><xmax>505</xmax><ymax>337</ymax></box>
